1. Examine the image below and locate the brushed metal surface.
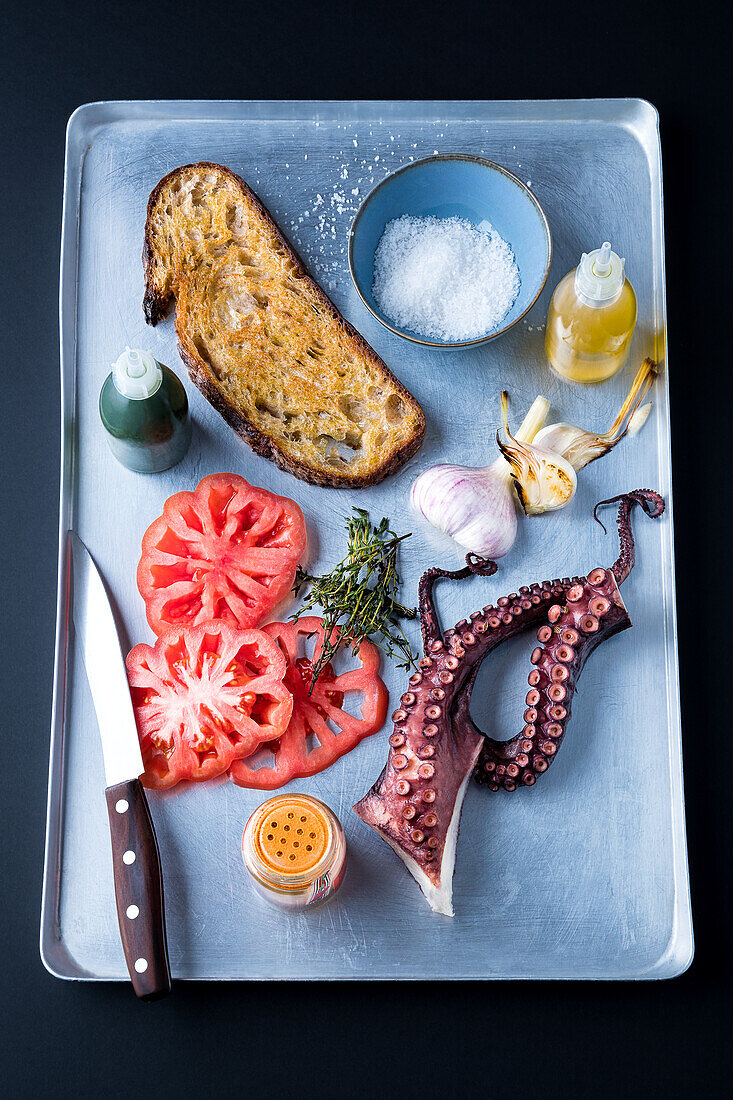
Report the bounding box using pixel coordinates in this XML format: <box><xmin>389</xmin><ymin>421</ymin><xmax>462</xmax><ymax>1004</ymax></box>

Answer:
<box><xmin>41</xmin><ymin>99</ymin><xmax>692</xmax><ymax>980</ymax></box>
<box><xmin>70</xmin><ymin>534</ymin><xmax>145</xmax><ymax>788</ymax></box>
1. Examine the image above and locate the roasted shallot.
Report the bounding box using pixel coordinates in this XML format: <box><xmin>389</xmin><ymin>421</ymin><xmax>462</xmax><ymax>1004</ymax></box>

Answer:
<box><xmin>534</xmin><ymin>357</ymin><xmax>657</xmax><ymax>471</ymax></box>
<box><xmin>497</xmin><ymin>391</ymin><xmax>577</xmax><ymax>515</ymax></box>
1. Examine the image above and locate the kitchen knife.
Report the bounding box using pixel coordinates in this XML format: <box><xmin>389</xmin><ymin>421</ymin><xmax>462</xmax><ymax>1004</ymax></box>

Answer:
<box><xmin>70</xmin><ymin>533</ymin><xmax>171</xmax><ymax>1000</ymax></box>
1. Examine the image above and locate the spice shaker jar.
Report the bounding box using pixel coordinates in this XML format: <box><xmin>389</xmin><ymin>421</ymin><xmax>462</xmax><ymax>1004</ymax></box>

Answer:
<box><xmin>100</xmin><ymin>347</ymin><xmax>191</xmax><ymax>472</ymax></box>
<box><xmin>545</xmin><ymin>242</ymin><xmax>637</xmax><ymax>384</ymax></box>
<box><xmin>242</xmin><ymin>794</ymin><xmax>347</xmax><ymax>910</ymax></box>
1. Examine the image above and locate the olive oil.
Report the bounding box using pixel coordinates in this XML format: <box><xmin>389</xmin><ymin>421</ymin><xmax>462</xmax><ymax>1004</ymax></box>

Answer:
<box><xmin>545</xmin><ymin>243</ymin><xmax>637</xmax><ymax>384</ymax></box>
<box><xmin>100</xmin><ymin>348</ymin><xmax>191</xmax><ymax>472</ymax></box>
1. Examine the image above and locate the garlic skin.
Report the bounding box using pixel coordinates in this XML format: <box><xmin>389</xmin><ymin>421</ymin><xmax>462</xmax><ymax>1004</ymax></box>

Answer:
<box><xmin>410</xmin><ymin>395</ymin><xmax>550</xmax><ymax>558</ymax></box>
<box><xmin>410</xmin><ymin>459</ymin><xmax>517</xmax><ymax>558</ymax></box>
<box><xmin>498</xmin><ymin>391</ymin><xmax>577</xmax><ymax>515</ymax></box>
<box><xmin>534</xmin><ymin>357</ymin><xmax>657</xmax><ymax>472</ymax></box>
<box><xmin>532</xmin><ymin>422</ymin><xmax>607</xmax><ymax>471</ymax></box>
<box><xmin>628</xmin><ymin>402</ymin><xmax>652</xmax><ymax>435</ymax></box>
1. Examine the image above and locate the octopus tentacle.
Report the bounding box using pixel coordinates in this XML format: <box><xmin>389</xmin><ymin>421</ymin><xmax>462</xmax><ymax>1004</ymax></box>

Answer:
<box><xmin>354</xmin><ymin>576</ymin><xmax>563</xmax><ymax>915</ymax></box>
<box><xmin>593</xmin><ymin>489</ymin><xmax>665</xmax><ymax>585</ymax></box>
<box><xmin>474</xmin><ymin>492</ymin><xmax>664</xmax><ymax>785</ymax></box>
<box><xmin>475</xmin><ymin>569</ymin><xmax>631</xmax><ymax>789</ymax></box>
<box><xmin>355</xmin><ymin>489</ymin><xmax>665</xmax><ymax>916</ymax></box>
<box><xmin>417</xmin><ymin>554</ymin><xmax>497</xmax><ymax>650</ymax></box>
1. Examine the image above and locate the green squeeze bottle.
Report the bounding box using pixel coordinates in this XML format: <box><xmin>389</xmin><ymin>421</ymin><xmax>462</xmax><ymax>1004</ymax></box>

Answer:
<box><xmin>100</xmin><ymin>348</ymin><xmax>192</xmax><ymax>473</ymax></box>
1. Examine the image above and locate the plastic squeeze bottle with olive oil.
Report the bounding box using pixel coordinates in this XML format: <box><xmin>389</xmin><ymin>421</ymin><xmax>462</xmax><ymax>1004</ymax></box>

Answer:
<box><xmin>100</xmin><ymin>348</ymin><xmax>191</xmax><ymax>472</ymax></box>
<box><xmin>545</xmin><ymin>242</ymin><xmax>637</xmax><ymax>383</ymax></box>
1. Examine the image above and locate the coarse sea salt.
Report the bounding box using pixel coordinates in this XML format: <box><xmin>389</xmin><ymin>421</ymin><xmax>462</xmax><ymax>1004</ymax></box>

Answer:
<box><xmin>372</xmin><ymin>215</ymin><xmax>520</xmax><ymax>342</ymax></box>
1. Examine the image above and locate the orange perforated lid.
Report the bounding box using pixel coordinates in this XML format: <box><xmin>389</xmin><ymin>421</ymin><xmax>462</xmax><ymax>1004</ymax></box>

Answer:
<box><xmin>252</xmin><ymin>795</ymin><xmax>331</xmax><ymax>876</ymax></box>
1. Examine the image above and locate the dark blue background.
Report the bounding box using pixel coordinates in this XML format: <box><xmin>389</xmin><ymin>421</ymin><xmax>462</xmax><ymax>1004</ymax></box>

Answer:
<box><xmin>2</xmin><ymin>1</ymin><xmax>729</xmax><ymax>1096</ymax></box>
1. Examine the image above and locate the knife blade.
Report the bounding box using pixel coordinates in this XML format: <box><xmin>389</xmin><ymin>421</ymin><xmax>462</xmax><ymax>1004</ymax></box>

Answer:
<box><xmin>70</xmin><ymin>533</ymin><xmax>171</xmax><ymax>1000</ymax></box>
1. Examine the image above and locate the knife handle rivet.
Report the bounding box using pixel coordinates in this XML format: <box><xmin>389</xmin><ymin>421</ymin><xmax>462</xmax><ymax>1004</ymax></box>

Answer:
<box><xmin>126</xmin><ymin>905</ymin><xmax>140</xmax><ymax>920</ymax></box>
<box><xmin>115</xmin><ymin>799</ymin><xmax>129</xmax><ymax>814</ymax></box>
<box><xmin>134</xmin><ymin>958</ymin><xmax>148</xmax><ymax>974</ymax></box>
<box><xmin>122</xmin><ymin>850</ymin><xmax>136</xmax><ymax>865</ymax></box>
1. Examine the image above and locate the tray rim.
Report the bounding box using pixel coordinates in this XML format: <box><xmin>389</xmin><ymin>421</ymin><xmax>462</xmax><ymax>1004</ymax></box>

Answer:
<box><xmin>41</xmin><ymin>97</ymin><xmax>693</xmax><ymax>982</ymax></box>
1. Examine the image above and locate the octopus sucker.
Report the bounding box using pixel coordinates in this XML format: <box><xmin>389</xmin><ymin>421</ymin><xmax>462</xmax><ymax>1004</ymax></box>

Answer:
<box><xmin>354</xmin><ymin>489</ymin><xmax>665</xmax><ymax>916</ymax></box>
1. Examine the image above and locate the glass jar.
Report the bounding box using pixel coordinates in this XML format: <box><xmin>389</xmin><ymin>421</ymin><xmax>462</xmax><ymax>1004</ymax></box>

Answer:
<box><xmin>242</xmin><ymin>794</ymin><xmax>347</xmax><ymax>910</ymax></box>
<box><xmin>545</xmin><ymin>243</ymin><xmax>637</xmax><ymax>384</ymax></box>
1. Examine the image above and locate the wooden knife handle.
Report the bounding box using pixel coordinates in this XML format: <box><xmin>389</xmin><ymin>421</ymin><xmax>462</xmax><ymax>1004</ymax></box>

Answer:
<box><xmin>105</xmin><ymin>779</ymin><xmax>172</xmax><ymax>1000</ymax></box>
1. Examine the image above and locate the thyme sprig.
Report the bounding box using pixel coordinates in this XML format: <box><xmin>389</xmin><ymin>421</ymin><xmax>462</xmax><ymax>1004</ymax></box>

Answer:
<box><xmin>291</xmin><ymin>509</ymin><xmax>418</xmax><ymax>689</ymax></box>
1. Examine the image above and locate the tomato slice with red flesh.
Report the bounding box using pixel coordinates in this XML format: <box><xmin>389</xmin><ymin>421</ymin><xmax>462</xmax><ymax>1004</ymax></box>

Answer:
<box><xmin>126</xmin><ymin>621</ymin><xmax>293</xmax><ymax>790</ymax></box>
<box><xmin>228</xmin><ymin>617</ymin><xmax>389</xmax><ymax>790</ymax></box>
<box><xmin>137</xmin><ymin>472</ymin><xmax>307</xmax><ymax>637</ymax></box>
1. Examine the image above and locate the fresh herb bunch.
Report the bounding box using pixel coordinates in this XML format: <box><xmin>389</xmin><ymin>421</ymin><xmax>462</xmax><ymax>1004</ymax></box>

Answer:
<box><xmin>292</xmin><ymin>509</ymin><xmax>418</xmax><ymax>688</ymax></box>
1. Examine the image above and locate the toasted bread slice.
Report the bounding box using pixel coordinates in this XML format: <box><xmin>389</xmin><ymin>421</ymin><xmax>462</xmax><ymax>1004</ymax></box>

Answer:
<box><xmin>143</xmin><ymin>163</ymin><xmax>425</xmax><ymax>487</ymax></box>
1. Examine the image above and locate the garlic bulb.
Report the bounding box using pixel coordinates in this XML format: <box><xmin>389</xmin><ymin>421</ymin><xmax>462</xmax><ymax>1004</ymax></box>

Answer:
<box><xmin>534</xmin><ymin>357</ymin><xmax>657</xmax><ymax>472</ymax></box>
<box><xmin>497</xmin><ymin>391</ymin><xmax>577</xmax><ymax>515</ymax></box>
<box><xmin>410</xmin><ymin>395</ymin><xmax>550</xmax><ymax>558</ymax></box>
<box><xmin>411</xmin><ymin>459</ymin><xmax>517</xmax><ymax>558</ymax></box>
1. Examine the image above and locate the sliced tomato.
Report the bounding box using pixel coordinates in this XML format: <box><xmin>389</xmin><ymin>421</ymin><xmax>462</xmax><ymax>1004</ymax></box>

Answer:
<box><xmin>137</xmin><ymin>472</ymin><xmax>307</xmax><ymax>637</ymax></box>
<box><xmin>126</xmin><ymin>621</ymin><xmax>293</xmax><ymax>790</ymax></box>
<box><xmin>228</xmin><ymin>617</ymin><xmax>388</xmax><ymax>790</ymax></box>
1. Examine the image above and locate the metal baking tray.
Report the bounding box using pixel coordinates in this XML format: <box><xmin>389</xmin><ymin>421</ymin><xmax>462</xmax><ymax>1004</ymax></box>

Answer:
<box><xmin>41</xmin><ymin>99</ymin><xmax>692</xmax><ymax>980</ymax></box>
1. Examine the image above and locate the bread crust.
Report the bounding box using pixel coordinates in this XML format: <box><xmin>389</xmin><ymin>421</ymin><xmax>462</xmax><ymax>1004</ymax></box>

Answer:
<box><xmin>143</xmin><ymin>162</ymin><xmax>425</xmax><ymax>488</ymax></box>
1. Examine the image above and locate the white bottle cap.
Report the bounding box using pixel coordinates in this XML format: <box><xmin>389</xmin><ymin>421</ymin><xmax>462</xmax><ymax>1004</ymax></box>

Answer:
<box><xmin>112</xmin><ymin>347</ymin><xmax>162</xmax><ymax>400</ymax></box>
<box><xmin>574</xmin><ymin>242</ymin><xmax>626</xmax><ymax>304</ymax></box>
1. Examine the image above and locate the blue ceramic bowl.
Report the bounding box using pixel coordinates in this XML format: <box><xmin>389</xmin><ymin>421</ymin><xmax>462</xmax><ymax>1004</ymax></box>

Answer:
<box><xmin>348</xmin><ymin>154</ymin><xmax>552</xmax><ymax>348</ymax></box>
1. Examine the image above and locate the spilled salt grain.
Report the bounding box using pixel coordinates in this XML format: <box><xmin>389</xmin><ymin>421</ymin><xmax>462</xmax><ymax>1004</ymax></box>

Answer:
<box><xmin>372</xmin><ymin>215</ymin><xmax>520</xmax><ymax>342</ymax></box>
